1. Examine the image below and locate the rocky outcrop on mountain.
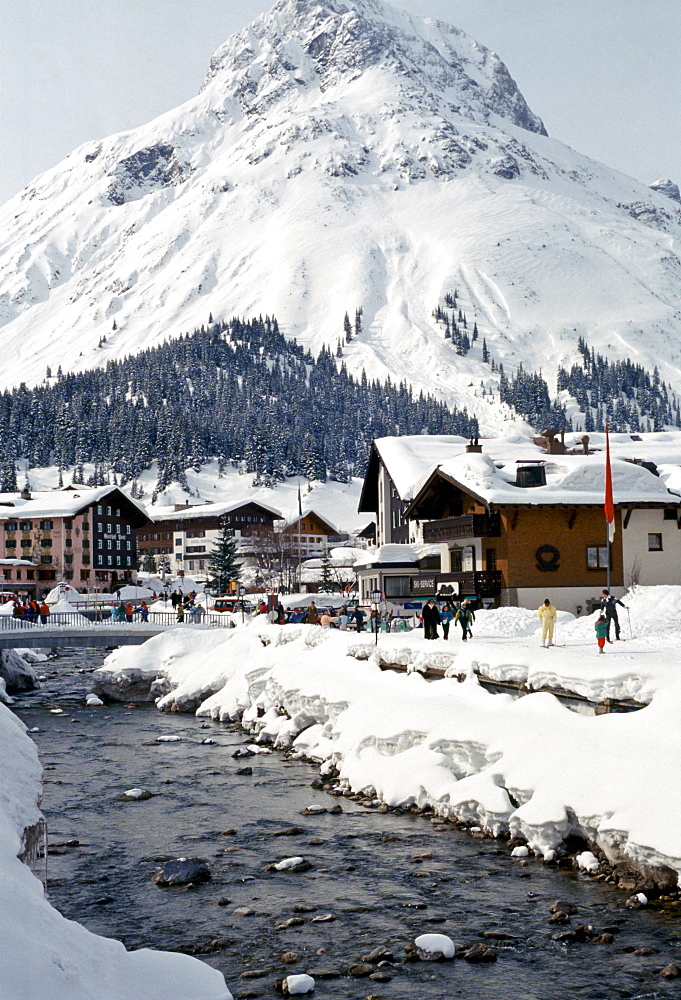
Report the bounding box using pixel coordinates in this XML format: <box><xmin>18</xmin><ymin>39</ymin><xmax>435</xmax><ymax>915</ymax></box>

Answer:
<box><xmin>649</xmin><ymin>177</ymin><xmax>681</xmax><ymax>203</ymax></box>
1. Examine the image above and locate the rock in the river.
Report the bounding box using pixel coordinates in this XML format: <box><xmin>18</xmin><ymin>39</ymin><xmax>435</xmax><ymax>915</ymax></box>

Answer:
<box><xmin>283</xmin><ymin>974</ymin><xmax>315</xmax><ymax>994</ymax></box>
<box><xmin>272</xmin><ymin>827</ymin><xmax>305</xmax><ymax>837</ymax></box>
<box><xmin>0</xmin><ymin>650</ymin><xmax>39</xmax><ymax>693</ymax></box>
<box><xmin>625</xmin><ymin>892</ymin><xmax>648</xmax><ymax>909</ymax></box>
<box><xmin>281</xmin><ymin>952</ymin><xmax>302</xmax><ymax>964</ymax></box>
<box><xmin>361</xmin><ymin>946</ymin><xmax>394</xmax><ymax>963</ymax></box>
<box><xmin>118</xmin><ymin>787</ymin><xmax>153</xmax><ymax>801</ymax></box>
<box><xmin>575</xmin><ymin>851</ymin><xmax>599</xmax><ymax>872</ymax></box>
<box><xmin>660</xmin><ymin>964</ymin><xmax>681</xmax><ymax>979</ymax></box>
<box><xmin>232</xmin><ymin>747</ymin><xmax>255</xmax><ymax>758</ymax></box>
<box><xmin>550</xmin><ymin>900</ymin><xmax>578</xmax><ymax>915</ymax></box>
<box><xmin>347</xmin><ymin>964</ymin><xmax>374</xmax><ymax>977</ymax></box>
<box><xmin>414</xmin><ymin>933</ymin><xmax>455</xmax><ymax>959</ymax></box>
<box><xmin>309</xmin><ymin>913</ymin><xmax>335</xmax><ymax>923</ymax></box>
<box><xmin>511</xmin><ymin>845</ymin><xmax>529</xmax><ymax>858</ymax></box>
<box><xmin>270</xmin><ymin>856</ymin><xmax>311</xmax><ymax>873</ymax></box>
<box><xmin>236</xmin><ymin>766</ymin><xmax>253</xmax><ymax>775</ymax></box>
<box><xmin>86</xmin><ymin>694</ymin><xmax>104</xmax><ymax>706</ymax></box>
<box><xmin>301</xmin><ymin>805</ymin><xmax>326</xmax><ymax>815</ymax></box>
<box><xmin>233</xmin><ymin>906</ymin><xmax>255</xmax><ymax>916</ymax></box>
<box><xmin>463</xmin><ymin>943</ymin><xmax>498</xmax><ymax>962</ymax></box>
<box><xmin>152</xmin><ymin>857</ymin><xmax>211</xmax><ymax>887</ymax></box>
<box><xmin>156</xmin><ymin>735</ymin><xmax>182</xmax><ymax>743</ymax></box>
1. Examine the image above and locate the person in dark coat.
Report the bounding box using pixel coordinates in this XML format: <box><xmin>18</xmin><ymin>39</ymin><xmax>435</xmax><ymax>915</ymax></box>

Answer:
<box><xmin>422</xmin><ymin>599</ymin><xmax>440</xmax><ymax>640</ymax></box>
<box><xmin>600</xmin><ymin>590</ymin><xmax>628</xmax><ymax>641</ymax></box>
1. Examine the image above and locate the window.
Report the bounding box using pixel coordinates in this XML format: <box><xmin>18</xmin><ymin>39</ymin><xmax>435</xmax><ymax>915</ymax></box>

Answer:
<box><xmin>115</xmin><ymin>509</ymin><xmax>120</xmax><ymax>517</ymax></box>
<box><xmin>5</xmin><ymin>538</ymin><xmax>15</xmax><ymax>548</ymax></box>
<box><xmin>106</xmin><ymin>506</ymin><xmax>112</xmax><ymax>515</ymax></box>
<box><xmin>21</xmin><ymin>539</ymin><xmax>31</xmax><ymax>548</ymax></box>
<box><xmin>97</xmin><ymin>522</ymin><xmax>103</xmax><ymax>532</ymax></box>
<box><xmin>64</xmin><ymin>553</ymin><xmax>73</xmax><ymax>564</ymax></box>
<box><xmin>126</xmin><ymin>525</ymin><xmax>131</xmax><ymax>534</ymax></box>
<box><xmin>127</xmin><ymin>556</ymin><xmax>132</xmax><ymax>566</ymax></box>
<box><xmin>186</xmin><ymin>545</ymin><xmax>206</xmax><ymax>554</ymax></box>
<box><xmin>175</xmin><ymin>537</ymin><xmax>182</xmax><ymax>545</ymax></box>
<box><xmin>485</xmin><ymin>548</ymin><xmax>497</xmax><ymax>571</ymax></box>
<box><xmin>163</xmin><ymin>532</ymin><xmax>170</xmax><ymax>539</ymax></box>
<box><xmin>40</xmin><ymin>520</ymin><xmax>53</xmax><ymax>530</ymax></box>
<box><xmin>97</xmin><ymin>506</ymin><xmax>103</xmax><ymax>514</ymax></box>
<box><xmin>107</xmin><ymin>523</ymin><xmax>112</xmax><ymax>533</ymax></box>
<box><xmin>80</xmin><ymin>570</ymin><xmax>90</xmax><ymax>581</ymax></box>
<box><xmin>97</xmin><ymin>555</ymin><xmax>103</xmax><ymax>566</ymax></box>
<box><xmin>126</xmin><ymin>540</ymin><xmax>131</xmax><ymax>550</ymax></box>
<box><xmin>65</xmin><ymin>537</ymin><xmax>72</xmax><ymax>548</ymax></box>
<box><xmin>188</xmin><ymin>560</ymin><xmax>195</xmax><ymax>571</ymax></box>
<box><xmin>41</xmin><ymin>555</ymin><xmax>52</xmax><ymax>564</ymax></box>
<box><xmin>82</xmin><ymin>538</ymin><xmax>90</xmax><ymax>547</ymax></box>
<box><xmin>116</xmin><ymin>539</ymin><xmax>121</xmax><ymax>550</ymax></box>
<box><xmin>116</xmin><ymin>555</ymin><xmax>121</xmax><ymax>566</ymax></box>
<box><xmin>64</xmin><ymin>519</ymin><xmax>72</xmax><ymax>529</ymax></box>
<box><xmin>82</xmin><ymin>521</ymin><xmax>90</xmax><ymax>531</ymax></box>
<box><xmin>587</xmin><ymin>546</ymin><xmax>610</xmax><ymax>569</ymax></box>
<box><xmin>64</xmin><ymin>570</ymin><xmax>74</xmax><ymax>580</ymax></box>
<box><xmin>82</xmin><ymin>554</ymin><xmax>90</xmax><ymax>565</ymax></box>
<box><xmin>648</xmin><ymin>533</ymin><xmax>663</xmax><ymax>551</ymax></box>
<box><xmin>384</xmin><ymin>576</ymin><xmax>410</xmax><ymax>598</ymax></box>
<box><xmin>107</xmin><ymin>540</ymin><xmax>112</xmax><ymax>550</ymax></box>
<box><xmin>41</xmin><ymin>538</ymin><xmax>51</xmax><ymax>547</ymax></box>
<box><xmin>4</xmin><ymin>522</ymin><xmax>17</xmax><ymax>532</ymax></box>
<box><xmin>187</xmin><ymin>530</ymin><xmax>205</xmax><ymax>538</ymax></box>
<box><xmin>97</xmin><ymin>539</ymin><xmax>102</xmax><ymax>549</ymax></box>
<box><xmin>20</xmin><ymin>521</ymin><xmax>33</xmax><ymax>531</ymax></box>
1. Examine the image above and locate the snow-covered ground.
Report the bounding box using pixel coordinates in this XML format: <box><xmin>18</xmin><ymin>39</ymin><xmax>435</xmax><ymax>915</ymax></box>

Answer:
<box><xmin>0</xmin><ymin>703</ymin><xmax>231</xmax><ymax>1000</ymax></box>
<box><xmin>93</xmin><ymin>585</ymin><xmax>681</xmax><ymax>885</ymax></box>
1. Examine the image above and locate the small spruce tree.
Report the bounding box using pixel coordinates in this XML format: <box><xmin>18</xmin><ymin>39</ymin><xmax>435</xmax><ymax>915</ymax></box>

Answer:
<box><xmin>208</xmin><ymin>517</ymin><xmax>241</xmax><ymax>593</ymax></box>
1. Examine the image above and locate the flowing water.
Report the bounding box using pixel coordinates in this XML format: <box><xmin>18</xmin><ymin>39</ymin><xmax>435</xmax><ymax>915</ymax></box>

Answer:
<box><xmin>13</xmin><ymin>649</ymin><xmax>681</xmax><ymax>1000</ymax></box>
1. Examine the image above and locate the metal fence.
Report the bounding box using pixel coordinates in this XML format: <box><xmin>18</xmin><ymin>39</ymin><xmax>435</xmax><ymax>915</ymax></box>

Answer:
<box><xmin>0</xmin><ymin>610</ymin><xmax>233</xmax><ymax>630</ymax></box>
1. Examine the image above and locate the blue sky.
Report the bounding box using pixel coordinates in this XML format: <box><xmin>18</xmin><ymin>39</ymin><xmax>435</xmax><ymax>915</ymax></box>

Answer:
<box><xmin>1</xmin><ymin>0</ymin><xmax>679</xmax><ymax>204</ymax></box>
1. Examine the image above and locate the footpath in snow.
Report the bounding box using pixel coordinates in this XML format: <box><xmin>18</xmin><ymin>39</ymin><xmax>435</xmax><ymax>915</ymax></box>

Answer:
<box><xmin>94</xmin><ymin>586</ymin><xmax>681</xmax><ymax>890</ymax></box>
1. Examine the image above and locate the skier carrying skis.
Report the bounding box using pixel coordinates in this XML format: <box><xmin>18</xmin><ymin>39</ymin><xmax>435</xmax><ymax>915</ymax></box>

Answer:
<box><xmin>454</xmin><ymin>600</ymin><xmax>475</xmax><ymax>641</ymax></box>
<box><xmin>600</xmin><ymin>590</ymin><xmax>627</xmax><ymax>642</ymax></box>
<box><xmin>537</xmin><ymin>598</ymin><xmax>557</xmax><ymax>647</ymax></box>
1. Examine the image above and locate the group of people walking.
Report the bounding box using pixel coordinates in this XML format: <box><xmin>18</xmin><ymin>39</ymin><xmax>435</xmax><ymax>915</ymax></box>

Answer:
<box><xmin>12</xmin><ymin>598</ymin><xmax>50</xmax><ymax>624</ymax></box>
<box><xmin>422</xmin><ymin>599</ymin><xmax>475</xmax><ymax>641</ymax></box>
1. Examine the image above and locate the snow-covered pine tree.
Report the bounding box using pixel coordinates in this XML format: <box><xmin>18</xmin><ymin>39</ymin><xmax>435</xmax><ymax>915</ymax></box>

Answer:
<box><xmin>343</xmin><ymin>311</ymin><xmax>352</xmax><ymax>342</ymax></box>
<box><xmin>207</xmin><ymin>517</ymin><xmax>241</xmax><ymax>594</ymax></box>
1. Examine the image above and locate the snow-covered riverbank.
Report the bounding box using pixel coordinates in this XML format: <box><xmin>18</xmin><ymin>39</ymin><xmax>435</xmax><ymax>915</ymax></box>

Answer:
<box><xmin>94</xmin><ymin>587</ymin><xmax>681</xmax><ymax>888</ymax></box>
<box><xmin>0</xmin><ymin>701</ymin><xmax>231</xmax><ymax>1000</ymax></box>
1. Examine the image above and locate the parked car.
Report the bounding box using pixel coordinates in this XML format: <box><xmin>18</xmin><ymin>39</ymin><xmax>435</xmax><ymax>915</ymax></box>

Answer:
<box><xmin>213</xmin><ymin>597</ymin><xmax>252</xmax><ymax>614</ymax></box>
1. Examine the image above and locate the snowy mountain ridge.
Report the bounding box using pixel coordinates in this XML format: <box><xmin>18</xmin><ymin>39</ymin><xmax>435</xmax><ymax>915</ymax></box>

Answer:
<box><xmin>1</xmin><ymin>0</ymin><xmax>681</xmax><ymax>430</ymax></box>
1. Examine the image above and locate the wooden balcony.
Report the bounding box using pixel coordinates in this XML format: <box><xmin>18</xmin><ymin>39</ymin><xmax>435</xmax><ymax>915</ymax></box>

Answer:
<box><xmin>422</xmin><ymin>513</ymin><xmax>500</xmax><ymax>543</ymax></box>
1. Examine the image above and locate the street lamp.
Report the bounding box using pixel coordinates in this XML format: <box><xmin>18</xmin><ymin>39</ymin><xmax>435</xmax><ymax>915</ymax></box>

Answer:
<box><xmin>371</xmin><ymin>589</ymin><xmax>382</xmax><ymax>645</ymax></box>
<box><xmin>238</xmin><ymin>583</ymin><xmax>246</xmax><ymax>623</ymax></box>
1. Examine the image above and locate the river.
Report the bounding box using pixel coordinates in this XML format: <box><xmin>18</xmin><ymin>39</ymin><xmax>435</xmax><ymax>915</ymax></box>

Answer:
<box><xmin>13</xmin><ymin>648</ymin><xmax>681</xmax><ymax>1000</ymax></box>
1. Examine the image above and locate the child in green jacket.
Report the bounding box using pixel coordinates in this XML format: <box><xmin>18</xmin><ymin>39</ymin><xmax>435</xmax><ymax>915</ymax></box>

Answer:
<box><xmin>595</xmin><ymin>614</ymin><xmax>608</xmax><ymax>653</ymax></box>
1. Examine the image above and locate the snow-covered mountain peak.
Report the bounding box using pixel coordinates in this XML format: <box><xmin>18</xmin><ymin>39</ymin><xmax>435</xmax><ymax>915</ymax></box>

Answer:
<box><xmin>1</xmin><ymin>0</ymin><xmax>681</xmax><ymax>423</ymax></box>
<box><xmin>202</xmin><ymin>0</ymin><xmax>546</xmax><ymax>137</ymax></box>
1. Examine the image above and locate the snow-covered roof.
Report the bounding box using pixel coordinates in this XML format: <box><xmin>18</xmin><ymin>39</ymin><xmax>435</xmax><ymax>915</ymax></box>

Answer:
<box><xmin>362</xmin><ymin>427</ymin><xmax>681</xmax><ymax>512</ymax></box>
<box><xmin>0</xmin><ymin>486</ymin><xmax>151</xmax><ymax>522</ymax></box>
<box><xmin>149</xmin><ymin>498</ymin><xmax>283</xmax><ymax>522</ymax></box>
<box><xmin>412</xmin><ymin>451</ymin><xmax>678</xmax><ymax>509</ymax></box>
<box><xmin>281</xmin><ymin>508</ymin><xmax>341</xmax><ymax>534</ymax></box>
<box><xmin>353</xmin><ymin>543</ymin><xmax>440</xmax><ymax>569</ymax></box>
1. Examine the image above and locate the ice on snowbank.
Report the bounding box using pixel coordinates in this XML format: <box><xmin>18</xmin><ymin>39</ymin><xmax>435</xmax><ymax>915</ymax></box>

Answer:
<box><xmin>0</xmin><ymin>702</ymin><xmax>231</xmax><ymax>1000</ymax></box>
<box><xmin>94</xmin><ymin>591</ymin><xmax>681</xmax><ymax>879</ymax></box>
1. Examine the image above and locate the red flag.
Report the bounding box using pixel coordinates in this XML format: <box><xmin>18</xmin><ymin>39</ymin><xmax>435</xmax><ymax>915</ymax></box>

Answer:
<box><xmin>604</xmin><ymin>424</ymin><xmax>615</xmax><ymax>542</ymax></box>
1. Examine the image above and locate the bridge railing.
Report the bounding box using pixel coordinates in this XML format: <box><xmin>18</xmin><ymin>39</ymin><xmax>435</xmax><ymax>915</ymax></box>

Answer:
<box><xmin>0</xmin><ymin>610</ymin><xmax>234</xmax><ymax>630</ymax></box>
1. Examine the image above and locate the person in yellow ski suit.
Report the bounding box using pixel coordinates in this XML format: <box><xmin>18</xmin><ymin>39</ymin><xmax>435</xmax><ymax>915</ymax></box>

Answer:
<box><xmin>537</xmin><ymin>598</ymin><xmax>557</xmax><ymax>647</ymax></box>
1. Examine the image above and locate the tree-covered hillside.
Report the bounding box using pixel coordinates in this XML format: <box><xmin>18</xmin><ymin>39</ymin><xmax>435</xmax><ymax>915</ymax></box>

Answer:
<box><xmin>0</xmin><ymin>317</ymin><xmax>478</xmax><ymax>493</ymax></box>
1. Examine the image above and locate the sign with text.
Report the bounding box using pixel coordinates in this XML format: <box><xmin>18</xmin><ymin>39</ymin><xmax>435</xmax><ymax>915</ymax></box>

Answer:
<box><xmin>411</xmin><ymin>576</ymin><xmax>436</xmax><ymax>593</ymax></box>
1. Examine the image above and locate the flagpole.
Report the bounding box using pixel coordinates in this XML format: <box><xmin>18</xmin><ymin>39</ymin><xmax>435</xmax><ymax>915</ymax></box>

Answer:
<box><xmin>604</xmin><ymin>424</ymin><xmax>614</xmax><ymax>593</ymax></box>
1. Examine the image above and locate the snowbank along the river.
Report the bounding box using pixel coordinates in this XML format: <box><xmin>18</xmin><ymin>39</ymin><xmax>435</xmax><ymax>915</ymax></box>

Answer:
<box><xmin>95</xmin><ymin>587</ymin><xmax>681</xmax><ymax>887</ymax></box>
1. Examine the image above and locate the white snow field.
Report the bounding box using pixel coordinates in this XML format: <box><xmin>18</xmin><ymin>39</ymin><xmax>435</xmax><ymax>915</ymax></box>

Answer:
<box><xmin>94</xmin><ymin>585</ymin><xmax>681</xmax><ymax>882</ymax></box>
<box><xmin>0</xmin><ymin>705</ymin><xmax>231</xmax><ymax>1000</ymax></box>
